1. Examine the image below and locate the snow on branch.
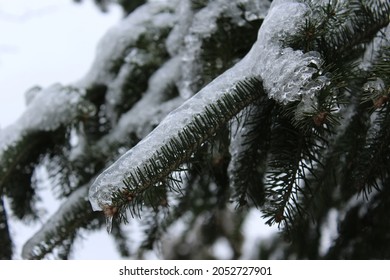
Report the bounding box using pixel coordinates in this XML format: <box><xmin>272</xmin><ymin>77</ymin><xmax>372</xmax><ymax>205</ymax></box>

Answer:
<box><xmin>0</xmin><ymin>84</ymin><xmax>94</xmax><ymax>190</ymax></box>
<box><xmin>76</xmin><ymin>0</ymin><xmax>178</xmax><ymax>89</ymax></box>
<box><xmin>21</xmin><ymin>185</ymin><xmax>91</xmax><ymax>259</ymax></box>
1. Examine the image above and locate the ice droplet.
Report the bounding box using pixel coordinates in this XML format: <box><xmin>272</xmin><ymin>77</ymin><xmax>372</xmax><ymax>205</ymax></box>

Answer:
<box><xmin>363</xmin><ymin>77</ymin><xmax>385</xmax><ymax>94</ymax></box>
<box><xmin>106</xmin><ymin>215</ymin><xmax>113</xmax><ymax>234</ymax></box>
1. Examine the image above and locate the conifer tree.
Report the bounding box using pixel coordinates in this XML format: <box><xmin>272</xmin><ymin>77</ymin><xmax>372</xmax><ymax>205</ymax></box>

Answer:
<box><xmin>1</xmin><ymin>0</ymin><xmax>390</xmax><ymax>259</ymax></box>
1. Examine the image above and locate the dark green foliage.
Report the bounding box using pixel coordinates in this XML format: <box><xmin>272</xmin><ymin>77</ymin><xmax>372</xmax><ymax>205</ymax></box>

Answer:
<box><xmin>198</xmin><ymin>15</ymin><xmax>263</xmax><ymax>89</ymax></box>
<box><xmin>183</xmin><ymin>2</ymin><xmax>264</xmax><ymax>95</ymax></box>
<box><xmin>190</xmin><ymin>0</ymin><xmax>209</xmax><ymax>11</ymax></box>
<box><xmin>326</xmin><ymin>179</ymin><xmax>390</xmax><ymax>259</ymax></box>
<box><xmin>117</xmin><ymin>0</ymin><xmax>146</xmax><ymax>14</ymax></box>
<box><xmin>290</xmin><ymin>0</ymin><xmax>390</xmax><ymax>60</ymax></box>
<box><xmin>229</xmin><ymin>98</ymin><xmax>275</xmax><ymax>208</ymax></box>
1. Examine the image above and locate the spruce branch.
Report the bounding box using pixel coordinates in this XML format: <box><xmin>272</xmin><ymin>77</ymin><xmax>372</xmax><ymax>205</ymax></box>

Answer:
<box><xmin>21</xmin><ymin>184</ymin><xmax>95</xmax><ymax>260</ymax></box>
<box><xmin>290</xmin><ymin>0</ymin><xmax>390</xmax><ymax>61</ymax></box>
<box><xmin>0</xmin><ymin>85</ymin><xmax>95</xmax><ymax>219</ymax></box>
<box><xmin>75</xmin><ymin>0</ymin><xmax>177</xmax><ymax>89</ymax></box>
<box><xmin>352</xmin><ymin>86</ymin><xmax>390</xmax><ymax>195</ymax></box>
<box><xmin>90</xmin><ymin>77</ymin><xmax>265</xmax><ymax>223</ymax></box>
<box><xmin>228</xmin><ymin>98</ymin><xmax>275</xmax><ymax>208</ymax></box>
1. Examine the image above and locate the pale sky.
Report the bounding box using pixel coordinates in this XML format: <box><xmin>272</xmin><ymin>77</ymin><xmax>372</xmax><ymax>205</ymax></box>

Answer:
<box><xmin>0</xmin><ymin>0</ymin><xmax>121</xmax><ymax>128</ymax></box>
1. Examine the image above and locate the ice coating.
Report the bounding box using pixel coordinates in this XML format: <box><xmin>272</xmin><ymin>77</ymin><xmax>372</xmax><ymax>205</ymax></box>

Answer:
<box><xmin>363</xmin><ymin>77</ymin><xmax>386</xmax><ymax>94</ymax></box>
<box><xmin>89</xmin><ymin>0</ymin><xmax>328</xmax><ymax>212</ymax></box>
<box><xmin>22</xmin><ymin>186</ymin><xmax>88</xmax><ymax>259</ymax></box>
<box><xmin>247</xmin><ymin>0</ymin><xmax>327</xmax><ymax>104</ymax></box>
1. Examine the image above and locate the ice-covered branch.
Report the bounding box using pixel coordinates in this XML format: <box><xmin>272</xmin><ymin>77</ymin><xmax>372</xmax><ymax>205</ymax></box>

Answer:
<box><xmin>89</xmin><ymin>0</ymin><xmax>328</xmax><ymax>218</ymax></box>
<box><xmin>21</xmin><ymin>184</ymin><xmax>92</xmax><ymax>259</ymax></box>
<box><xmin>89</xmin><ymin>75</ymin><xmax>265</xmax><ymax>213</ymax></box>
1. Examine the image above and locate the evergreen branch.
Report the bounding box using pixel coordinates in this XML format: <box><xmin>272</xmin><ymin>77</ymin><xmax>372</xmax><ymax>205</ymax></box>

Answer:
<box><xmin>21</xmin><ymin>185</ymin><xmax>95</xmax><ymax>259</ymax></box>
<box><xmin>332</xmin><ymin>0</ymin><xmax>390</xmax><ymax>55</ymax></box>
<box><xmin>352</xmin><ymin>96</ymin><xmax>390</xmax><ymax>195</ymax></box>
<box><xmin>326</xmin><ymin>177</ymin><xmax>390</xmax><ymax>259</ymax></box>
<box><xmin>262</xmin><ymin>104</ymin><xmax>330</xmax><ymax>230</ymax></box>
<box><xmin>349</xmin><ymin>46</ymin><xmax>390</xmax><ymax>195</ymax></box>
<box><xmin>228</xmin><ymin>98</ymin><xmax>275</xmax><ymax>208</ymax></box>
<box><xmin>291</xmin><ymin>0</ymin><xmax>390</xmax><ymax>61</ymax></box>
<box><xmin>103</xmin><ymin>25</ymin><xmax>172</xmax><ymax>122</ymax></box>
<box><xmin>89</xmin><ymin>0</ymin><xmax>329</xmax><ymax>231</ymax></box>
<box><xmin>23</xmin><ymin>52</ymin><xmax>186</xmax><ymax>253</ymax></box>
<box><xmin>371</xmin><ymin>45</ymin><xmax>390</xmax><ymax>84</ymax></box>
<box><xmin>89</xmin><ymin>76</ymin><xmax>265</xmax><ymax>223</ymax></box>
<box><xmin>93</xmin><ymin>56</ymin><xmax>183</xmax><ymax>157</ymax></box>
<box><xmin>116</xmin><ymin>77</ymin><xmax>265</xmax><ymax>220</ymax></box>
<box><xmin>0</xmin><ymin>85</ymin><xmax>95</xmax><ymax>219</ymax></box>
<box><xmin>0</xmin><ymin>85</ymin><xmax>93</xmax><ymax>188</ymax></box>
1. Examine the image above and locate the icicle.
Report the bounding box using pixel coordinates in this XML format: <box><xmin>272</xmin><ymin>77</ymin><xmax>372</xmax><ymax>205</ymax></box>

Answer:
<box><xmin>102</xmin><ymin>204</ymin><xmax>117</xmax><ymax>234</ymax></box>
<box><xmin>105</xmin><ymin>215</ymin><xmax>113</xmax><ymax>234</ymax></box>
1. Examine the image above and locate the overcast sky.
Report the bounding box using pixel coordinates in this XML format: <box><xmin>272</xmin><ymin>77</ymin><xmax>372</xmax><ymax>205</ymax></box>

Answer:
<box><xmin>0</xmin><ymin>0</ymin><xmax>121</xmax><ymax>128</ymax></box>
<box><xmin>0</xmin><ymin>0</ymin><xmax>124</xmax><ymax>259</ymax></box>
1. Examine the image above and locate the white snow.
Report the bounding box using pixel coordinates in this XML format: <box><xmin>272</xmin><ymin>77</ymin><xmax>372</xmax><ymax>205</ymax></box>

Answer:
<box><xmin>319</xmin><ymin>208</ymin><xmax>339</xmax><ymax>256</ymax></box>
<box><xmin>75</xmin><ymin>0</ymin><xmax>178</xmax><ymax>89</ymax></box>
<box><xmin>165</xmin><ymin>0</ymin><xmax>193</xmax><ymax>56</ymax></box>
<box><xmin>360</xmin><ymin>25</ymin><xmax>390</xmax><ymax>70</ymax></box>
<box><xmin>179</xmin><ymin>0</ymin><xmax>229</xmax><ymax>99</ymax></box>
<box><xmin>212</xmin><ymin>237</ymin><xmax>234</xmax><ymax>259</ymax></box>
<box><xmin>0</xmin><ymin>84</ymin><xmax>92</xmax><ymax>158</ymax></box>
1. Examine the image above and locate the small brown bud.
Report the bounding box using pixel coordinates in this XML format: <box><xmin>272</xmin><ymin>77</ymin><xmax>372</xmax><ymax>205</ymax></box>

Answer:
<box><xmin>103</xmin><ymin>205</ymin><xmax>118</xmax><ymax>217</ymax></box>
<box><xmin>274</xmin><ymin>212</ymin><xmax>285</xmax><ymax>223</ymax></box>
<box><xmin>373</xmin><ymin>95</ymin><xmax>389</xmax><ymax>108</ymax></box>
<box><xmin>313</xmin><ymin>111</ymin><xmax>328</xmax><ymax>126</ymax></box>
